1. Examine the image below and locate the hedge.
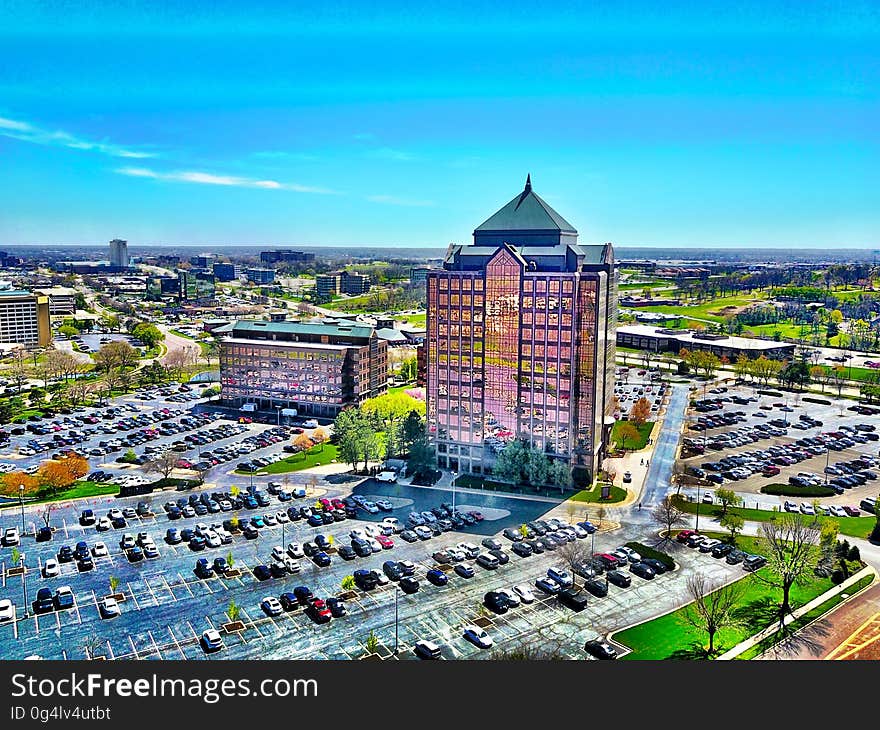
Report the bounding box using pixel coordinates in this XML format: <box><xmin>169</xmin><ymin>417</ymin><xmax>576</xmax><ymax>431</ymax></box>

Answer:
<box><xmin>802</xmin><ymin>396</ymin><xmax>832</xmax><ymax>406</ymax></box>
<box><xmin>756</xmin><ymin>390</ymin><xmax>784</xmax><ymax>397</ymax></box>
<box><xmin>625</xmin><ymin>541</ymin><xmax>676</xmax><ymax>570</ymax></box>
<box><xmin>759</xmin><ymin>483</ymin><xmax>836</xmax><ymax>497</ymax></box>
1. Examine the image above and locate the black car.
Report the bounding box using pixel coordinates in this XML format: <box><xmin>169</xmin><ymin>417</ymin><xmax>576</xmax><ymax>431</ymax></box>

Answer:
<box><xmin>189</xmin><ymin>535</ymin><xmax>207</xmax><ymax>551</ymax></box>
<box><xmin>630</xmin><ymin>562</ymin><xmax>656</xmax><ymax>580</ymax></box>
<box><xmin>57</xmin><ymin>545</ymin><xmax>74</xmax><ymax>563</ymax></box>
<box><xmin>213</xmin><ymin>557</ymin><xmax>229</xmax><ymax>574</ymax></box>
<box><xmin>337</xmin><ymin>545</ymin><xmax>357</xmax><ymax>560</ymax></box>
<box><xmin>383</xmin><ymin>561</ymin><xmax>404</xmax><ymax>581</ymax></box>
<box><xmin>33</xmin><ymin>587</ymin><xmax>55</xmax><ymax>613</ymax></box>
<box><xmin>642</xmin><ymin>557</ymin><xmax>669</xmax><ymax>574</ymax></box>
<box><xmin>194</xmin><ymin>558</ymin><xmax>213</xmax><ymax>578</ymax></box>
<box><xmin>525</xmin><ymin>539</ymin><xmax>545</xmax><ymax>554</ymax></box>
<box><xmin>584</xmin><ymin>578</ymin><xmax>609</xmax><ymax>597</ymax></box>
<box><xmin>454</xmin><ymin>563</ymin><xmax>475</xmax><ymax>579</ymax></box>
<box><xmin>399</xmin><ymin>529</ymin><xmax>419</xmax><ymax>543</ymax></box>
<box><xmin>483</xmin><ymin>591</ymin><xmax>509</xmax><ymax>614</ymax></box>
<box><xmin>111</xmin><ymin>516</ymin><xmax>127</xmax><ymax>529</ymax></box>
<box><xmin>165</xmin><ymin>528</ymin><xmax>182</xmax><ymax>545</ymax></box>
<box><xmin>293</xmin><ymin>586</ymin><xmax>314</xmax><ymax>605</ymax></box>
<box><xmin>253</xmin><ymin>564</ymin><xmax>272</xmax><ymax>581</ymax></box>
<box><xmin>725</xmin><ymin>549</ymin><xmax>746</xmax><ymax>565</ymax></box>
<box><xmin>315</xmin><ymin>535</ymin><xmax>331</xmax><ymax>550</ymax></box>
<box><xmin>711</xmin><ymin>543</ymin><xmax>734</xmax><ymax>559</ymax></box>
<box><xmin>558</xmin><ymin>588</ymin><xmax>589</xmax><ymax>612</ymax></box>
<box><xmin>242</xmin><ymin>524</ymin><xmax>259</xmax><ymax>539</ymax></box>
<box><xmin>280</xmin><ymin>592</ymin><xmax>299</xmax><ymax>611</ymax></box>
<box><xmin>269</xmin><ymin>562</ymin><xmax>287</xmax><ymax>578</ymax></box>
<box><xmin>303</xmin><ymin>541</ymin><xmax>320</xmax><ymax>557</ymax></box>
<box><xmin>354</xmin><ymin>569</ymin><xmax>378</xmax><ymax>590</ymax></box>
<box><xmin>79</xmin><ymin>509</ymin><xmax>96</xmax><ymax>526</ymax></box>
<box><xmin>488</xmin><ymin>548</ymin><xmax>510</xmax><ymax>565</ymax></box>
<box><xmin>126</xmin><ymin>547</ymin><xmax>143</xmax><ymax>563</ymax></box>
<box><xmin>399</xmin><ymin>577</ymin><xmax>420</xmax><ymax>594</ymax></box>
<box><xmin>326</xmin><ymin>597</ymin><xmax>347</xmax><ymax>617</ymax></box>
<box><xmin>511</xmin><ymin>541</ymin><xmax>533</xmax><ymax>558</ymax></box>
<box><xmin>36</xmin><ymin>526</ymin><xmax>52</xmax><ymax>543</ymax></box>
<box><xmin>312</xmin><ymin>551</ymin><xmax>331</xmax><ymax>567</ymax></box>
<box><xmin>584</xmin><ymin>639</ymin><xmax>618</xmax><ymax>659</ymax></box>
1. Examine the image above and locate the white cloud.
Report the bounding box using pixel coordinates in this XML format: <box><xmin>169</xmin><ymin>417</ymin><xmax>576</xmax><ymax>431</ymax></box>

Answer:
<box><xmin>366</xmin><ymin>194</ymin><xmax>435</xmax><ymax>207</ymax></box>
<box><xmin>0</xmin><ymin>115</ymin><xmax>156</xmax><ymax>158</ymax></box>
<box><xmin>115</xmin><ymin>166</ymin><xmax>334</xmax><ymax>194</ymax></box>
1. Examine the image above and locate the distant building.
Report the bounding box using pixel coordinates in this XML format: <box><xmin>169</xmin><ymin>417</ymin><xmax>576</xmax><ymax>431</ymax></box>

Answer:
<box><xmin>616</xmin><ymin>324</ymin><xmax>796</xmax><ymax>360</ymax></box>
<box><xmin>340</xmin><ymin>271</ymin><xmax>371</xmax><ymax>295</ymax></box>
<box><xmin>212</xmin><ymin>262</ymin><xmax>241</xmax><ymax>281</ymax></box>
<box><xmin>35</xmin><ymin>286</ymin><xmax>76</xmax><ymax>316</ymax></box>
<box><xmin>244</xmin><ymin>268</ymin><xmax>276</xmax><ymax>285</ymax></box>
<box><xmin>260</xmin><ymin>250</ymin><xmax>315</xmax><ymax>264</ymax></box>
<box><xmin>410</xmin><ymin>266</ymin><xmax>434</xmax><ymax>285</ymax></box>
<box><xmin>0</xmin><ymin>290</ymin><xmax>51</xmax><ymax>346</ymax></box>
<box><xmin>109</xmin><ymin>239</ymin><xmax>129</xmax><ymax>268</ymax></box>
<box><xmin>190</xmin><ymin>254</ymin><xmax>217</xmax><ymax>268</ymax></box>
<box><xmin>178</xmin><ymin>271</ymin><xmax>216</xmax><ymax>303</ymax></box>
<box><xmin>315</xmin><ymin>273</ymin><xmax>341</xmax><ymax>300</ymax></box>
<box><xmin>219</xmin><ymin>319</ymin><xmax>387</xmax><ymax>417</ymax></box>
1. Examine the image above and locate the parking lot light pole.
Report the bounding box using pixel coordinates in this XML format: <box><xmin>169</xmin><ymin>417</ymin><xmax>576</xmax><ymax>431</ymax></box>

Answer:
<box><xmin>451</xmin><ymin>470</ymin><xmax>457</xmax><ymax>513</ymax></box>
<box><xmin>394</xmin><ymin>586</ymin><xmax>399</xmax><ymax>657</ymax></box>
<box><xmin>19</xmin><ymin>484</ymin><xmax>27</xmax><ymax>617</ymax></box>
<box><xmin>824</xmin><ymin>446</ymin><xmax>830</xmax><ymax>485</ymax></box>
<box><xmin>19</xmin><ymin>483</ymin><xmax>25</xmax><ymax>538</ymax></box>
<box><xmin>695</xmin><ymin>481</ymin><xmax>701</xmax><ymax>533</ymax></box>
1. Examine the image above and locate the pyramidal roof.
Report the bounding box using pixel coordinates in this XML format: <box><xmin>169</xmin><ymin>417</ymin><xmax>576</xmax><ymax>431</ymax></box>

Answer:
<box><xmin>474</xmin><ymin>175</ymin><xmax>577</xmax><ymax>234</ymax></box>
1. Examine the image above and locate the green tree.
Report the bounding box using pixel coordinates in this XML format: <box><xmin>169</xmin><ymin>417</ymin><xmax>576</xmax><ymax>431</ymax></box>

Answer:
<box><xmin>615</xmin><ymin>422</ymin><xmax>641</xmax><ymax>451</ymax></box>
<box><xmin>715</xmin><ymin>488</ymin><xmax>742</xmax><ymax>518</ymax></box>
<box><xmin>720</xmin><ymin>512</ymin><xmax>744</xmax><ymax>543</ymax></box>
<box><xmin>525</xmin><ymin>449</ymin><xmax>550</xmax><ymax>487</ymax></box>
<box><xmin>109</xmin><ymin>576</ymin><xmax>120</xmax><ymax>594</ymax></box>
<box><xmin>492</xmin><ymin>439</ymin><xmax>528</xmax><ymax>484</ymax></box>
<box><xmin>227</xmin><ymin>599</ymin><xmax>240</xmax><ymax>623</ymax></box>
<box><xmin>58</xmin><ymin>324</ymin><xmax>79</xmax><ymax>338</ymax></box>
<box><xmin>131</xmin><ymin>323</ymin><xmax>164</xmax><ymax>348</ymax></box>
<box><xmin>399</xmin><ymin>410</ymin><xmax>425</xmax><ymax>456</ymax></box>
<box><xmin>341</xmin><ymin>575</ymin><xmax>356</xmax><ymax>592</ymax></box>
<box><xmin>682</xmin><ymin>574</ymin><xmax>746</xmax><ymax>657</ymax></box>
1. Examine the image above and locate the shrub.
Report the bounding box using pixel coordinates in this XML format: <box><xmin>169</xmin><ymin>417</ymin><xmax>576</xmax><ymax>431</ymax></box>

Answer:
<box><xmin>625</xmin><ymin>541</ymin><xmax>675</xmax><ymax>570</ymax></box>
<box><xmin>759</xmin><ymin>484</ymin><xmax>835</xmax><ymax>497</ymax></box>
<box><xmin>802</xmin><ymin>396</ymin><xmax>832</xmax><ymax>406</ymax></box>
<box><xmin>831</xmin><ymin>569</ymin><xmax>845</xmax><ymax>585</ymax></box>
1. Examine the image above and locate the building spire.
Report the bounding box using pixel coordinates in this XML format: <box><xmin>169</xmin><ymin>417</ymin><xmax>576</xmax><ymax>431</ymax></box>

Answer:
<box><xmin>524</xmin><ymin>173</ymin><xmax>532</xmax><ymax>192</ymax></box>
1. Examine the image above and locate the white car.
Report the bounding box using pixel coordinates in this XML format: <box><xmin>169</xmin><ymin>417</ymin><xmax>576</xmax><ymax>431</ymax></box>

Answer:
<box><xmin>261</xmin><ymin>597</ymin><xmax>283</xmax><ymax>616</ymax></box>
<box><xmin>287</xmin><ymin>542</ymin><xmax>305</xmax><ymax>559</ymax></box>
<box><xmin>283</xmin><ymin>556</ymin><xmax>300</xmax><ymax>574</ymax></box>
<box><xmin>783</xmin><ymin>501</ymin><xmax>798</xmax><ymax>513</ymax></box>
<box><xmin>463</xmin><ymin>624</ymin><xmax>493</xmax><ymax>649</ymax></box>
<box><xmin>275</xmin><ymin>511</ymin><xmax>289</xmax><ymax>524</ymax></box>
<box><xmin>513</xmin><ymin>584</ymin><xmax>536</xmax><ymax>604</ymax></box>
<box><xmin>271</xmin><ymin>546</ymin><xmax>286</xmax><ymax>562</ymax></box>
<box><xmin>0</xmin><ymin>599</ymin><xmax>15</xmax><ymax>621</ymax></box>
<box><xmin>830</xmin><ymin>505</ymin><xmax>849</xmax><ymax>518</ymax></box>
<box><xmin>205</xmin><ymin>532</ymin><xmax>222</xmax><ymax>548</ymax></box>
<box><xmin>800</xmin><ymin>503</ymin><xmax>816</xmax><ymax>515</ymax></box>
<box><xmin>376</xmin><ymin>471</ymin><xmax>398</xmax><ymax>483</ymax></box>
<box><xmin>367</xmin><ymin>538</ymin><xmax>382</xmax><ymax>552</ymax></box>
<box><xmin>42</xmin><ymin>559</ymin><xmax>60</xmax><ymax>578</ymax></box>
<box><xmin>375</xmin><ymin>499</ymin><xmax>394</xmax><ymax>511</ymax></box>
<box><xmin>456</xmin><ymin>542</ymin><xmax>480</xmax><ymax>558</ymax></box>
<box><xmin>349</xmin><ymin>528</ymin><xmax>367</xmax><ymax>541</ymax></box>
<box><xmin>362</xmin><ymin>502</ymin><xmax>379</xmax><ymax>514</ymax></box>
<box><xmin>3</xmin><ymin>527</ymin><xmax>20</xmax><ymax>546</ymax></box>
<box><xmin>414</xmin><ymin>526</ymin><xmax>433</xmax><ymax>540</ymax></box>
<box><xmin>201</xmin><ymin>629</ymin><xmax>223</xmax><ymax>652</ymax></box>
<box><xmin>92</xmin><ymin>542</ymin><xmax>109</xmax><ymax>558</ymax></box>
<box><xmin>219</xmin><ymin>501</ymin><xmax>233</xmax><ymax>511</ymax></box>
<box><xmin>96</xmin><ymin>517</ymin><xmax>112</xmax><ymax>532</ymax></box>
<box><xmin>107</xmin><ymin>509</ymin><xmax>123</xmax><ymax>521</ymax></box>
<box><xmin>99</xmin><ymin>596</ymin><xmax>120</xmax><ymax>618</ymax></box>
<box><xmin>616</xmin><ymin>546</ymin><xmax>641</xmax><ymax>563</ymax></box>
<box><xmin>369</xmin><ymin>569</ymin><xmax>390</xmax><ymax>586</ymax></box>
<box><xmin>302</xmin><ymin>419</ymin><xmax>319</xmax><ymax>429</ymax></box>
<box><xmin>381</xmin><ymin>517</ymin><xmax>403</xmax><ymax>532</ymax></box>
<box><xmin>263</xmin><ymin>514</ymin><xmax>278</xmax><ymax>526</ymax></box>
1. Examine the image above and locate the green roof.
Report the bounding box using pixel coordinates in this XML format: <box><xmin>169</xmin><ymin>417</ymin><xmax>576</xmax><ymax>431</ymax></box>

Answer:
<box><xmin>474</xmin><ymin>175</ymin><xmax>577</xmax><ymax>234</ymax></box>
<box><xmin>230</xmin><ymin>319</ymin><xmax>375</xmax><ymax>338</ymax></box>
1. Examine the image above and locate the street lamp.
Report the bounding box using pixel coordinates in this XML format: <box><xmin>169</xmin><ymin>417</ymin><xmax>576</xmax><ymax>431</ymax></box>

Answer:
<box><xmin>275</xmin><ymin>404</ymin><xmax>282</xmax><ymax>427</ymax></box>
<box><xmin>18</xmin><ymin>483</ymin><xmax>25</xmax><ymax>538</ymax></box>
<box><xmin>451</xmin><ymin>470</ymin><xmax>457</xmax><ymax>514</ymax></box>
<box><xmin>394</xmin><ymin>585</ymin><xmax>400</xmax><ymax>658</ymax></box>
<box><xmin>19</xmin><ymin>484</ymin><xmax>27</xmax><ymax>618</ymax></box>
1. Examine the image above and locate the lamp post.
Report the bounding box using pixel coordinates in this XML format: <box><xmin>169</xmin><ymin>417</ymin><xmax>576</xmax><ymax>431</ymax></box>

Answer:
<box><xmin>19</xmin><ymin>484</ymin><xmax>27</xmax><ymax>618</ymax></box>
<box><xmin>394</xmin><ymin>585</ymin><xmax>399</xmax><ymax>658</ymax></box>
<box><xmin>451</xmin><ymin>470</ymin><xmax>457</xmax><ymax>514</ymax></box>
<box><xmin>824</xmin><ymin>445</ymin><xmax>831</xmax><ymax>485</ymax></box>
<box><xmin>275</xmin><ymin>404</ymin><xmax>282</xmax><ymax>427</ymax></box>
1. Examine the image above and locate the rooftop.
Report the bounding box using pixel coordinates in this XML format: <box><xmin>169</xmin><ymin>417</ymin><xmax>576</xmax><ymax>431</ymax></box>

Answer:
<box><xmin>617</xmin><ymin>324</ymin><xmax>796</xmax><ymax>351</ymax></box>
<box><xmin>474</xmin><ymin>175</ymin><xmax>577</xmax><ymax>234</ymax></box>
<box><xmin>228</xmin><ymin>319</ymin><xmax>375</xmax><ymax>339</ymax></box>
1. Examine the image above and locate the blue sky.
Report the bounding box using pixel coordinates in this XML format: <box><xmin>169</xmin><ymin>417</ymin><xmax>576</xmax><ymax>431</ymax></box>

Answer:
<box><xmin>0</xmin><ymin>1</ymin><xmax>878</xmax><ymax>249</ymax></box>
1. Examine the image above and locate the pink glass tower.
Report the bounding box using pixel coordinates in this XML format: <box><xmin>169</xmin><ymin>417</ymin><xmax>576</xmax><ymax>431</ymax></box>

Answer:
<box><xmin>426</xmin><ymin>176</ymin><xmax>617</xmax><ymax>487</ymax></box>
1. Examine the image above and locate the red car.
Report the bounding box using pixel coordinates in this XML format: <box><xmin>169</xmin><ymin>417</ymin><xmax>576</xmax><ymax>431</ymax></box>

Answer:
<box><xmin>319</xmin><ymin>498</ymin><xmax>333</xmax><ymax>510</ymax></box>
<box><xmin>593</xmin><ymin>553</ymin><xmax>621</xmax><ymax>570</ymax></box>
<box><xmin>762</xmin><ymin>465</ymin><xmax>780</xmax><ymax>476</ymax></box>
<box><xmin>844</xmin><ymin>506</ymin><xmax>861</xmax><ymax>517</ymax></box>
<box><xmin>467</xmin><ymin>511</ymin><xmax>484</xmax><ymax>522</ymax></box>
<box><xmin>330</xmin><ymin>498</ymin><xmax>345</xmax><ymax>510</ymax></box>
<box><xmin>676</xmin><ymin>529</ymin><xmax>696</xmax><ymax>543</ymax></box>
<box><xmin>307</xmin><ymin>598</ymin><xmax>332</xmax><ymax>624</ymax></box>
<box><xmin>376</xmin><ymin>535</ymin><xmax>394</xmax><ymax>549</ymax></box>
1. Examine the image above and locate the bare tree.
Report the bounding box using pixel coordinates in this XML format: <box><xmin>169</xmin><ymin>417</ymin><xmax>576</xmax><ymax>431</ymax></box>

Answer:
<box><xmin>556</xmin><ymin>540</ymin><xmax>592</xmax><ymax>588</ymax></box>
<box><xmin>8</xmin><ymin>347</ymin><xmax>30</xmax><ymax>394</ymax></box>
<box><xmin>144</xmin><ymin>451</ymin><xmax>179</xmax><ymax>482</ymax></box>
<box><xmin>758</xmin><ymin>514</ymin><xmax>822</xmax><ymax>626</ymax></box>
<box><xmin>681</xmin><ymin>573</ymin><xmax>746</xmax><ymax>656</ymax></box>
<box><xmin>651</xmin><ymin>495</ymin><xmax>687</xmax><ymax>543</ymax></box>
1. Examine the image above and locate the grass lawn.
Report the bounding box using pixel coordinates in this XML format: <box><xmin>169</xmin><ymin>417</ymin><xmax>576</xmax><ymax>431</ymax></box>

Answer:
<box><xmin>615</xmin><ymin>533</ymin><xmax>840</xmax><ymax>659</ymax></box>
<box><xmin>638</xmin><ymin>294</ymin><xmax>763</xmax><ymax>324</ymax></box>
<box><xmin>236</xmin><ymin>443</ymin><xmax>339</xmax><ymax>475</ymax></box>
<box><xmin>388</xmin><ymin>384</ymin><xmax>420</xmax><ymax>396</ymax></box>
<box><xmin>612</xmin><ymin>420</ymin><xmax>654</xmax><ymax>451</ymax></box>
<box><xmin>671</xmin><ymin>494</ymin><xmax>876</xmax><ymax>539</ymax></box>
<box><xmin>0</xmin><ymin>480</ymin><xmax>119</xmax><ymax>510</ymax></box>
<box><xmin>569</xmin><ymin>484</ymin><xmax>628</xmax><ymax>503</ymax></box>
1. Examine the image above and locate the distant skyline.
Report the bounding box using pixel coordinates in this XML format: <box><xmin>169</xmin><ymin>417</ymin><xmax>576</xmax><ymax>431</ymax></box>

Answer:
<box><xmin>0</xmin><ymin>1</ymin><xmax>878</xmax><ymax>249</ymax></box>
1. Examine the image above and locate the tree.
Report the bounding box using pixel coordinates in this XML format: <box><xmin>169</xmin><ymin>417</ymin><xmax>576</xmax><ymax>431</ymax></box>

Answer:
<box><xmin>758</xmin><ymin>513</ymin><xmax>822</xmax><ymax>625</ymax></box>
<box><xmin>492</xmin><ymin>439</ymin><xmax>528</xmax><ymax>484</ymax></box>
<box><xmin>8</xmin><ymin>348</ymin><xmax>30</xmax><ymax>394</ymax></box>
<box><xmin>615</xmin><ymin>422</ymin><xmax>641</xmax><ymax>451</ymax></box>
<box><xmin>681</xmin><ymin>574</ymin><xmax>746</xmax><ymax>656</ymax></box>
<box><xmin>556</xmin><ymin>540</ymin><xmax>591</xmax><ymax>588</ymax></box>
<box><xmin>131</xmin><ymin>323</ymin><xmax>164</xmax><ymax>348</ymax></box>
<box><xmin>341</xmin><ymin>575</ymin><xmax>356</xmax><ymax>592</ymax></box>
<box><xmin>548</xmin><ymin>459</ymin><xmax>573</xmax><ymax>490</ymax></box>
<box><xmin>58</xmin><ymin>324</ymin><xmax>79</xmax><ymax>338</ymax></box>
<box><xmin>810</xmin><ymin>365</ymin><xmax>830</xmax><ymax>392</ymax></box>
<box><xmin>399</xmin><ymin>410</ymin><xmax>425</xmax><ymax>456</ymax></box>
<box><xmin>364</xmin><ymin>630</ymin><xmax>379</xmax><ymax>654</ymax></box>
<box><xmin>831</xmin><ymin>365</ymin><xmax>847</xmax><ymax>397</ymax></box>
<box><xmin>780</xmin><ymin>360</ymin><xmax>811</xmax><ymax>390</ymax></box>
<box><xmin>109</xmin><ymin>576</ymin><xmax>120</xmax><ymax>595</ymax></box>
<box><xmin>651</xmin><ymin>495</ymin><xmax>686</xmax><ymax>542</ymax></box>
<box><xmin>630</xmin><ymin>397</ymin><xmax>651</xmax><ymax>427</ymax></box>
<box><xmin>734</xmin><ymin>354</ymin><xmax>751</xmax><ymax>381</ymax></box>
<box><xmin>38</xmin><ymin>453</ymin><xmax>89</xmax><ymax>496</ymax></box>
<box><xmin>0</xmin><ymin>471</ymin><xmax>41</xmax><ymax>498</ymax></box>
<box><xmin>720</xmin><ymin>513</ymin><xmax>744</xmax><ymax>543</ymax></box>
<box><xmin>525</xmin><ymin>449</ymin><xmax>550</xmax><ymax>487</ymax></box>
<box><xmin>311</xmin><ymin>427</ymin><xmax>328</xmax><ymax>451</ymax></box>
<box><xmin>715</xmin><ymin>488</ymin><xmax>742</xmax><ymax>518</ymax></box>
<box><xmin>144</xmin><ymin>451</ymin><xmax>178</xmax><ymax>481</ymax></box>
<box><xmin>163</xmin><ymin>343</ymin><xmax>199</xmax><ymax>380</ymax></box>
<box><xmin>227</xmin><ymin>599</ymin><xmax>241</xmax><ymax>623</ymax></box>
<box><xmin>293</xmin><ymin>432</ymin><xmax>314</xmax><ymax>457</ymax></box>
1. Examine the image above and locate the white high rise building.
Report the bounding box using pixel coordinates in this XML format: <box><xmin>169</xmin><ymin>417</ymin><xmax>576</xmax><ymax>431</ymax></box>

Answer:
<box><xmin>109</xmin><ymin>239</ymin><xmax>129</xmax><ymax>268</ymax></box>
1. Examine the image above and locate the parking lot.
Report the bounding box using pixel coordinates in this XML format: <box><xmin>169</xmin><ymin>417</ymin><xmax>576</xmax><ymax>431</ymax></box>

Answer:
<box><xmin>679</xmin><ymin>384</ymin><xmax>880</xmax><ymax>512</ymax></box>
<box><xmin>614</xmin><ymin>367</ymin><xmax>667</xmax><ymax>419</ymax></box>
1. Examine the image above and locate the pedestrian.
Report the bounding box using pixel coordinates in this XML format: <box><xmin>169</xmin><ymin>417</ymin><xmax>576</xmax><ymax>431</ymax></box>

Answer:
<box><xmin>640</xmin><ymin>457</ymin><xmax>644</xmax><ymax>466</ymax></box>
<box><xmin>646</xmin><ymin>459</ymin><xmax>650</xmax><ymax>466</ymax></box>
<box><xmin>638</xmin><ymin>502</ymin><xmax>642</xmax><ymax>511</ymax></box>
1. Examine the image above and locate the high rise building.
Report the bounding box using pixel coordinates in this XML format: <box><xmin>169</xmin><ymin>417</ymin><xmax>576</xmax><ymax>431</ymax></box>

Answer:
<box><xmin>0</xmin><ymin>291</ymin><xmax>51</xmax><ymax>346</ymax></box>
<box><xmin>339</xmin><ymin>271</ymin><xmax>371</xmax><ymax>295</ymax></box>
<box><xmin>177</xmin><ymin>270</ymin><xmax>216</xmax><ymax>303</ymax></box>
<box><xmin>219</xmin><ymin>320</ymin><xmax>388</xmax><ymax>417</ymax></box>
<box><xmin>315</xmin><ymin>273</ymin><xmax>341</xmax><ymax>300</ymax></box>
<box><xmin>426</xmin><ymin>176</ymin><xmax>617</xmax><ymax>487</ymax></box>
<box><xmin>109</xmin><ymin>239</ymin><xmax>129</xmax><ymax>268</ymax></box>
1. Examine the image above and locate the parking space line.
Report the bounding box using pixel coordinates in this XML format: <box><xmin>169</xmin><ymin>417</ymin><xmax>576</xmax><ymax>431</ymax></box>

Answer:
<box><xmin>160</xmin><ymin>574</ymin><xmax>178</xmax><ymax>603</ymax></box>
<box><xmin>240</xmin><ymin>607</ymin><xmax>264</xmax><ymax>639</ymax></box>
<box><xmin>126</xmin><ymin>581</ymin><xmax>140</xmax><ymax>610</ymax></box>
<box><xmin>106</xmin><ymin>639</ymin><xmax>115</xmax><ymax>661</ymax></box>
<box><xmin>128</xmin><ymin>634</ymin><xmax>139</xmax><ymax>660</ymax></box>
<box><xmin>148</xmin><ymin>630</ymin><xmax>163</xmax><ymax>659</ymax></box>
<box><xmin>177</xmin><ymin>573</ymin><xmax>195</xmax><ymax>597</ymax></box>
<box><xmin>167</xmin><ymin>626</ymin><xmax>186</xmax><ymax>659</ymax></box>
